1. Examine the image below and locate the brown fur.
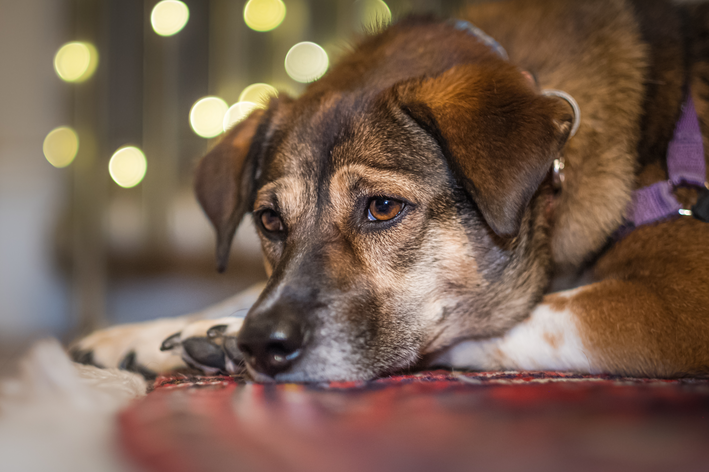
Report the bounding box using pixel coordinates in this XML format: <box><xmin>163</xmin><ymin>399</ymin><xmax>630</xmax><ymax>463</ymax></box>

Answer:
<box><xmin>191</xmin><ymin>0</ymin><xmax>709</xmax><ymax>381</ymax></box>
<box><xmin>574</xmin><ymin>218</ymin><xmax>709</xmax><ymax>377</ymax></box>
<box><xmin>465</xmin><ymin>0</ymin><xmax>648</xmax><ymax>270</ymax></box>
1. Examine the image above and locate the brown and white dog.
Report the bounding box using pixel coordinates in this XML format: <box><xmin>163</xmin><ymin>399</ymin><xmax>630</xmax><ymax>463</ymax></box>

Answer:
<box><xmin>73</xmin><ymin>0</ymin><xmax>709</xmax><ymax>382</ymax></box>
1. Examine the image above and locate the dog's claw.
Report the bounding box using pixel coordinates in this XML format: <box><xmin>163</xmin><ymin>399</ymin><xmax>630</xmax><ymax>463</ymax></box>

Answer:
<box><xmin>207</xmin><ymin>324</ymin><xmax>228</xmax><ymax>339</ymax></box>
<box><xmin>182</xmin><ymin>337</ymin><xmax>226</xmax><ymax>371</ymax></box>
<box><xmin>119</xmin><ymin>350</ymin><xmax>158</xmax><ymax>380</ymax></box>
<box><xmin>160</xmin><ymin>332</ymin><xmax>182</xmax><ymax>351</ymax></box>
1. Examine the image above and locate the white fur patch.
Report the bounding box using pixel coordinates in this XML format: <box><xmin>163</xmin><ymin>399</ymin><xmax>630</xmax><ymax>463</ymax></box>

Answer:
<box><xmin>434</xmin><ymin>292</ymin><xmax>595</xmax><ymax>372</ymax></box>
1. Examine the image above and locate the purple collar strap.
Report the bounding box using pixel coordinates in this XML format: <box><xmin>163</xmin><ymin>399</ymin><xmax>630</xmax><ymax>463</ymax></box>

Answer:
<box><xmin>626</xmin><ymin>93</ymin><xmax>707</xmax><ymax>228</ymax></box>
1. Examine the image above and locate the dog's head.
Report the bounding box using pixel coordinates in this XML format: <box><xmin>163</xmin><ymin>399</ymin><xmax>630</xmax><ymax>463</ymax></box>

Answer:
<box><xmin>195</xmin><ymin>20</ymin><xmax>573</xmax><ymax>382</ymax></box>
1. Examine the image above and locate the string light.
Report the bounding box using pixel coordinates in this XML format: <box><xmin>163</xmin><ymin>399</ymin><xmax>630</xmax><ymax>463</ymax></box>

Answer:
<box><xmin>223</xmin><ymin>84</ymin><xmax>279</xmax><ymax>131</ymax></box>
<box><xmin>190</xmin><ymin>96</ymin><xmax>228</xmax><ymax>138</ymax></box>
<box><xmin>244</xmin><ymin>0</ymin><xmax>286</xmax><ymax>32</ymax></box>
<box><xmin>109</xmin><ymin>146</ymin><xmax>147</xmax><ymax>188</ymax></box>
<box><xmin>54</xmin><ymin>42</ymin><xmax>99</xmax><ymax>83</ymax></box>
<box><xmin>285</xmin><ymin>42</ymin><xmax>329</xmax><ymax>83</ymax></box>
<box><xmin>223</xmin><ymin>101</ymin><xmax>263</xmax><ymax>132</ymax></box>
<box><xmin>151</xmin><ymin>1</ymin><xmax>190</xmax><ymax>36</ymax></box>
<box><xmin>43</xmin><ymin>127</ymin><xmax>79</xmax><ymax>168</ymax></box>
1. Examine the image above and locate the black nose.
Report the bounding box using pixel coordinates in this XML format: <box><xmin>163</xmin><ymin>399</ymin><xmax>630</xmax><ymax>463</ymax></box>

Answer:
<box><xmin>237</xmin><ymin>308</ymin><xmax>307</xmax><ymax>378</ymax></box>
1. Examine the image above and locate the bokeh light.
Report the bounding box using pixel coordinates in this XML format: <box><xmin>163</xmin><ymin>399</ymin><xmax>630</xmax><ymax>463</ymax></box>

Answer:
<box><xmin>285</xmin><ymin>42</ymin><xmax>329</xmax><ymax>83</ymax></box>
<box><xmin>244</xmin><ymin>0</ymin><xmax>286</xmax><ymax>32</ymax></box>
<box><xmin>239</xmin><ymin>83</ymin><xmax>278</xmax><ymax>106</ymax></box>
<box><xmin>223</xmin><ymin>101</ymin><xmax>263</xmax><ymax>132</ymax></box>
<box><xmin>109</xmin><ymin>146</ymin><xmax>147</xmax><ymax>188</ymax></box>
<box><xmin>151</xmin><ymin>1</ymin><xmax>190</xmax><ymax>36</ymax></box>
<box><xmin>43</xmin><ymin>126</ymin><xmax>79</xmax><ymax>168</ymax></box>
<box><xmin>54</xmin><ymin>42</ymin><xmax>99</xmax><ymax>83</ymax></box>
<box><xmin>354</xmin><ymin>0</ymin><xmax>391</xmax><ymax>30</ymax></box>
<box><xmin>190</xmin><ymin>96</ymin><xmax>228</xmax><ymax>138</ymax></box>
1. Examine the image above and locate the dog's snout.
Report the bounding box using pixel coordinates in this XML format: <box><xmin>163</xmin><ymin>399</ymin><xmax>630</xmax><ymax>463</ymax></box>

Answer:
<box><xmin>237</xmin><ymin>309</ymin><xmax>308</xmax><ymax>378</ymax></box>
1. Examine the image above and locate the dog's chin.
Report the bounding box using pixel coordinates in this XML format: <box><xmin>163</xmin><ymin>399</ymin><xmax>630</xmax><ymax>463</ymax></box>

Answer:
<box><xmin>244</xmin><ymin>361</ymin><xmax>381</xmax><ymax>384</ymax></box>
<box><xmin>245</xmin><ymin>365</ymin><xmax>277</xmax><ymax>383</ymax></box>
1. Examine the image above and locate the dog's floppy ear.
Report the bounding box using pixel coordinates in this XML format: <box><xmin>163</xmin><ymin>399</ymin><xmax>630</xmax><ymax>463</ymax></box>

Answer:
<box><xmin>394</xmin><ymin>63</ymin><xmax>573</xmax><ymax>237</ymax></box>
<box><xmin>194</xmin><ymin>109</ymin><xmax>267</xmax><ymax>272</ymax></box>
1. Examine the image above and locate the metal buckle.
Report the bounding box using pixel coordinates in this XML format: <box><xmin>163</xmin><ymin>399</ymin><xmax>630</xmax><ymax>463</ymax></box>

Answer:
<box><xmin>552</xmin><ymin>158</ymin><xmax>565</xmax><ymax>190</ymax></box>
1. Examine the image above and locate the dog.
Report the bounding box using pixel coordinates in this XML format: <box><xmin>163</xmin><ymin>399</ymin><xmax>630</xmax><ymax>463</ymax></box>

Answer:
<box><xmin>73</xmin><ymin>0</ymin><xmax>709</xmax><ymax>382</ymax></box>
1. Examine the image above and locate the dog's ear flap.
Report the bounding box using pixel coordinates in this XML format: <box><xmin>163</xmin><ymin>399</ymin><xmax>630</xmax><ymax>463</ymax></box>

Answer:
<box><xmin>393</xmin><ymin>64</ymin><xmax>573</xmax><ymax>237</ymax></box>
<box><xmin>194</xmin><ymin>109</ymin><xmax>266</xmax><ymax>272</ymax></box>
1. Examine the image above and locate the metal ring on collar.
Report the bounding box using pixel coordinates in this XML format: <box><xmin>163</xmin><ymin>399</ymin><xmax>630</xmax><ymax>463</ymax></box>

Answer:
<box><xmin>542</xmin><ymin>89</ymin><xmax>581</xmax><ymax>138</ymax></box>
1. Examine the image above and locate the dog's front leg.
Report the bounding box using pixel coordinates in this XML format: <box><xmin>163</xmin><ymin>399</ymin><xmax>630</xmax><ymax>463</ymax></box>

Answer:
<box><xmin>433</xmin><ymin>288</ymin><xmax>596</xmax><ymax>373</ymax></box>
<box><xmin>434</xmin><ymin>277</ymin><xmax>709</xmax><ymax>377</ymax></box>
<box><xmin>70</xmin><ymin>283</ymin><xmax>263</xmax><ymax>378</ymax></box>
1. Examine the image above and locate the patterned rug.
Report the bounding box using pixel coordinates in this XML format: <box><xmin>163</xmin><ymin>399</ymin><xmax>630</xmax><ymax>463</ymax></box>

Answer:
<box><xmin>119</xmin><ymin>371</ymin><xmax>709</xmax><ymax>472</ymax></box>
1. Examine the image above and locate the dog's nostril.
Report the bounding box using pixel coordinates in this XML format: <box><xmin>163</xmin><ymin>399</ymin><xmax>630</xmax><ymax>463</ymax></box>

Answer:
<box><xmin>266</xmin><ymin>341</ymin><xmax>302</xmax><ymax>364</ymax></box>
<box><xmin>237</xmin><ymin>317</ymin><xmax>307</xmax><ymax>378</ymax></box>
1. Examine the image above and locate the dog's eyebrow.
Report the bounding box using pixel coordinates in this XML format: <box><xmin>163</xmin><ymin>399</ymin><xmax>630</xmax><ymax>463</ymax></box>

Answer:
<box><xmin>330</xmin><ymin>164</ymin><xmax>425</xmax><ymax>204</ymax></box>
<box><xmin>253</xmin><ymin>186</ymin><xmax>277</xmax><ymax>211</ymax></box>
<box><xmin>254</xmin><ymin>176</ymin><xmax>310</xmax><ymax>219</ymax></box>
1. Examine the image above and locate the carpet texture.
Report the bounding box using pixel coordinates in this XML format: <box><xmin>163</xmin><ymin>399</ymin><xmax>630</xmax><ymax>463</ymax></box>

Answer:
<box><xmin>119</xmin><ymin>371</ymin><xmax>709</xmax><ymax>472</ymax></box>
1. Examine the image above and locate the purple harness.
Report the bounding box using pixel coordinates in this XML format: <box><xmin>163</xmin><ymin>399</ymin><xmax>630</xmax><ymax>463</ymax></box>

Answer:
<box><xmin>624</xmin><ymin>93</ymin><xmax>707</xmax><ymax>231</ymax></box>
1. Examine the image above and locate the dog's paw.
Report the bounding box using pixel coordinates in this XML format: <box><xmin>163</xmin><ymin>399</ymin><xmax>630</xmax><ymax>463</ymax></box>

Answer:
<box><xmin>69</xmin><ymin>318</ymin><xmax>193</xmax><ymax>379</ymax></box>
<box><xmin>161</xmin><ymin>317</ymin><xmax>245</xmax><ymax>375</ymax></box>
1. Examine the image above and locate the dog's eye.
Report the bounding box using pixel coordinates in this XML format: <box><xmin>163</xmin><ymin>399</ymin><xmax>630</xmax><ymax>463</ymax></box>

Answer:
<box><xmin>367</xmin><ymin>197</ymin><xmax>404</xmax><ymax>222</ymax></box>
<box><xmin>260</xmin><ymin>210</ymin><xmax>285</xmax><ymax>233</ymax></box>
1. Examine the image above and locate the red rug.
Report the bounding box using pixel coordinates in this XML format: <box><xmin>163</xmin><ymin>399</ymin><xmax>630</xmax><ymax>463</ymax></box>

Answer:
<box><xmin>119</xmin><ymin>371</ymin><xmax>709</xmax><ymax>472</ymax></box>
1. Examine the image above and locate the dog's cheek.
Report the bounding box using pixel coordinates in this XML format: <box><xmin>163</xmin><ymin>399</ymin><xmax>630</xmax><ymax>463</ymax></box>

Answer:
<box><xmin>292</xmin><ymin>288</ymin><xmax>424</xmax><ymax>381</ymax></box>
<box><xmin>352</xmin><ymin>290</ymin><xmax>429</xmax><ymax>374</ymax></box>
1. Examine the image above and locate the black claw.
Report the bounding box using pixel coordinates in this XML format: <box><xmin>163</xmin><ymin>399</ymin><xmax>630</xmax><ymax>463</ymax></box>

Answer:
<box><xmin>160</xmin><ymin>332</ymin><xmax>182</xmax><ymax>351</ymax></box>
<box><xmin>207</xmin><ymin>324</ymin><xmax>228</xmax><ymax>339</ymax></box>
<box><xmin>69</xmin><ymin>348</ymin><xmax>103</xmax><ymax>368</ymax></box>
<box><xmin>182</xmin><ymin>338</ymin><xmax>226</xmax><ymax>370</ymax></box>
<box><xmin>223</xmin><ymin>336</ymin><xmax>244</xmax><ymax>362</ymax></box>
<box><xmin>119</xmin><ymin>350</ymin><xmax>157</xmax><ymax>380</ymax></box>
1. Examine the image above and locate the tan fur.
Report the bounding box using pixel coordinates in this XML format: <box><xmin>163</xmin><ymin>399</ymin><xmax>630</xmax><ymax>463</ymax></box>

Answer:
<box><xmin>571</xmin><ymin>218</ymin><xmax>709</xmax><ymax>377</ymax></box>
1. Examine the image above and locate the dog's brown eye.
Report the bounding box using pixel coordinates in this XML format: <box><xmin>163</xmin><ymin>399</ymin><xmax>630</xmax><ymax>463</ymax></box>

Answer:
<box><xmin>260</xmin><ymin>210</ymin><xmax>284</xmax><ymax>233</ymax></box>
<box><xmin>368</xmin><ymin>197</ymin><xmax>404</xmax><ymax>222</ymax></box>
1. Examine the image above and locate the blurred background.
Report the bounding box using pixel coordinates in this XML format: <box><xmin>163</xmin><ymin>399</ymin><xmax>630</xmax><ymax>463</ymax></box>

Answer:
<box><xmin>0</xmin><ymin>0</ymin><xmax>480</xmax><ymax>363</ymax></box>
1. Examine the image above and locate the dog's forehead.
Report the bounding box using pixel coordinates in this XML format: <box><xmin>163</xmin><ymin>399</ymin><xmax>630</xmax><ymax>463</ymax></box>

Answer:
<box><xmin>262</xmin><ymin>91</ymin><xmax>447</xmax><ymax>191</ymax></box>
<box><xmin>270</xmin><ymin>93</ymin><xmax>368</xmax><ymax>176</ymax></box>
<box><xmin>253</xmin><ymin>94</ymin><xmax>362</xmax><ymax>214</ymax></box>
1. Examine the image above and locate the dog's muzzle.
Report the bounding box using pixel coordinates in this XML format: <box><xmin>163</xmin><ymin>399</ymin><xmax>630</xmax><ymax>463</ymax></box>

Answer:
<box><xmin>236</xmin><ymin>302</ymin><xmax>310</xmax><ymax>378</ymax></box>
